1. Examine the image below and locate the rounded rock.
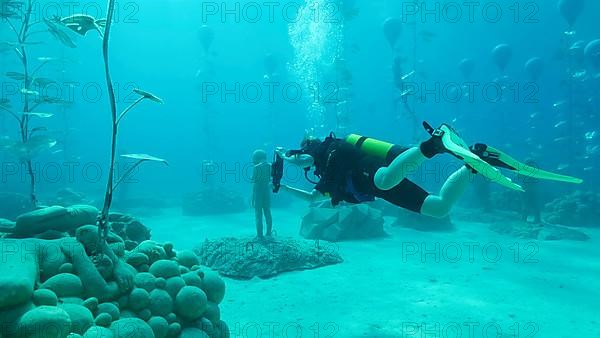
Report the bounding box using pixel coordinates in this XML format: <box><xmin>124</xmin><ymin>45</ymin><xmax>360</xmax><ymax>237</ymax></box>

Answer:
<box><xmin>181</xmin><ymin>271</ymin><xmax>202</xmax><ymax>288</ymax></box>
<box><xmin>203</xmin><ymin>301</ymin><xmax>220</xmax><ymax>326</ymax></box>
<box><xmin>18</xmin><ymin>306</ymin><xmax>72</xmax><ymax>338</ymax></box>
<box><xmin>148</xmin><ymin>289</ymin><xmax>173</xmax><ymax>316</ymax></box>
<box><xmin>149</xmin><ymin>260</ymin><xmax>180</xmax><ymax>279</ymax></box>
<box><xmin>216</xmin><ymin>320</ymin><xmax>230</xmax><ymax>338</ymax></box>
<box><xmin>58</xmin><ymin>263</ymin><xmax>74</xmax><ymax>274</ymax></box>
<box><xmin>110</xmin><ymin>318</ymin><xmax>154</xmax><ymax>338</ymax></box>
<box><xmin>155</xmin><ymin>277</ymin><xmax>166</xmax><ymax>289</ymax></box>
<box><xmin>137</xmin><ymin>309</ymin><xmax>152</xmax><ymax>321</ymax></box>
<box><xmin>165</xmin><ymin>313</ymin><xmax>177</xmax><ymax>324</ymax></box>
<box><xmin>176</xmin><ymin>250</ymin><xmax>199</xmax><ymax>268</ymax></box>
<box><xmin>201</xmin><ymin>271</ymin><xmax>225</xmax><ymax>304</ymax></box>
<box><xmin>167</xmin><ymin>322</ymin><xmax>181</xmax><ymax>338</ymax></box>
<box><xmin>128</xmin><ymin>288</ymin><xmax>150</xmax><ymax>311</ymax></box>
<box><xmin>120</xmin><ymin>310</ymin><xmax>136</xmax><ymax>318</ymax></box>
<box><xmin>59</xmin><ymin>303</ymin><xmax>94</xmax><ymax>335</ymax></box>
<box><xmin>148</xmin><ymin>316</ymin><xmax>169</xmax><ymax>338</ymax></box>
<box><xmin>165</xmin><ymin>277</ymin><xmax>186</xmax><ymax>299</ymax></box>
<box><xmin>83</xmin><ymin>326</ymin><xmax>114</xmax><ymax>338</ymax></box>
<box><xmin>126</xmin><ymin>252</ymin><xmax>149</xmax><ymax>267</ymax></box>
<box><xmin>82</xmin><ymin>297</ymin><xmax>99</xmax><ymax>312</ymax></box>
<box><xmin>39</xmin><ymin>273</ymin><xmax>83</xmax><ymax>298</ymax></box>
<box><xmin>32</xmin><ymin>289</ymin><xmax>58</xmax><ymax>306</ymax></box>
<box><xmin>175</xmin><ymin>286</ymin><xmax>208</xmax><ymax>321</ymax></box>
<box><xmin>95</xmin><ymin>312</ymin><xmax>113</xmax><ymax>327</ymax></box>
<box><xmin>133</xmin><ymin>272</ymin><xmax>156</xmax><ymax>292</ymax></box>
<box><xmin>179</xmin><ymin>328</ymin><xmax>209</xmax><ymax>338</ymax></box>
<box><xmin>97</xmin><ymin>302</ymin><xmax>120</xmax><ymax>321</ymax></box>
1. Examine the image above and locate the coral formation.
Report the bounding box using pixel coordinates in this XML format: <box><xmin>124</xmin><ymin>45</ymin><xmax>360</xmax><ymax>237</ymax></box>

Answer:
<box><xmin>544</xmin><ymin>191</ymin><xmax>600</xmax><ymax>227</ymax></box>
<box><xmin>0</xmin><ymin>208</ymin><xmax>230</xmax><ymax>338</ymax></box>
<box><xmin>196</xmin><ymin>237</ymin><xmax>344</xmax><ymax>279</ymax></box>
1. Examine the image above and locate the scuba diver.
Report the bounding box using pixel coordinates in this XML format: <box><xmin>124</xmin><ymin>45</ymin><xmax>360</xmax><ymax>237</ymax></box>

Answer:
<box><xmin>272</xmin><ymin>122</ymin><xmax>583</xmax><ymax>218</ymax></box>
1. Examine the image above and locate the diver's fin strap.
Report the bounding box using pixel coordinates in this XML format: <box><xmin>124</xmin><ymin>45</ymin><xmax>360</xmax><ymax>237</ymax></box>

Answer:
<box><xmin>423</xmin><ymin>122</ymin><xmax>524</xmax><ymax>191</ymax></box>
<box><xmin>480</xmin><ymin>145</ymin><xmax>583</xmax><ymax>184</ymax></box>
<box><xmin>470</xmin><ymin>144</ymin><xmax>517</xmax><ymax>171</ymax></box>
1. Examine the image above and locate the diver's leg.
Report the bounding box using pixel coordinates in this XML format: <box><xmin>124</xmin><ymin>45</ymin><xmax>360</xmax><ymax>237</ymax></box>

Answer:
<box><xmin>254</xmin><ymin>207</ymin><xmax>264</xmax><ymax>238</ymax></box>
<box><xmin>264</xmin><ymin>207</ymin><xmax>273</xmax><ymax>237</ymax></box>
<box><xmin>374</xmin><ymin>147</ymin><xmax>427</xmax><ymax>191</ymax></box>
<box><xmin>420</xmin><ymin>166</ymin><xmax>475</xmax><ymax>218</ymax></box>
<box><xmin>374</xmin><ymin>134</ymin><xmax>447</xmax><ymax>191</ymax></box>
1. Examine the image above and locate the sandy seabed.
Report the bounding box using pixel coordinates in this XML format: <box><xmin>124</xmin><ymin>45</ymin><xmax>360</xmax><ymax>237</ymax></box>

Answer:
<box><xmin>143</xmin><ymin>203</ymin><xmax>600</xmax><ymax>338</ymax></box>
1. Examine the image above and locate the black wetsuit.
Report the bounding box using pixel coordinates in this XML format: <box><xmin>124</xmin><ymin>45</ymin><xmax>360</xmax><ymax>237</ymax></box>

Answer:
<box><xmin>311</xmin><ymin>137</ymin><xmax>430</xmax><ymax>213</ymax></box>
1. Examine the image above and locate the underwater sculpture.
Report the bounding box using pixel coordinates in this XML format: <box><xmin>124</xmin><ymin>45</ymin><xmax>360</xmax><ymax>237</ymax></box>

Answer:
<box><xmin>0</xmin><ymin>222</ymin><xmax>230</xmax><ymax>337</ymax></box>
<box><xmin>525</xmin><ymin>57</ymin><xmax>544</xmax><ymax>81</ymax></box>
<box><xmin>558</xmin><ymin>0</ymin><xmax>585</xmax><ymax>33</ymax></box>
<box><xmin>491</xmin><ymin>43</ymin><xmax>513</xmax><ymax>73</ymax></box>
<box><xmin>0</xmin><ymin>0</ymin><xmax>76</xmax><ymax>207</ymax></box>
<box><xmin>251</xmin><ymin>149</ymin><xmax>273</xmax><ymax>240</ymax></box>
<box><xmin>458</xmin><ymin>58</ymin><xmax>476</xmax><ymax>80</ymax></box>
<box><xmin>382</xmin><ymin>17</ymin><xmax>402</xmax><ymax>50</ymax></box>
<box><xmin>47</xmin><ymin>1</ymin><xmax>168</xmax><ymax>249</ymax></box>
<box><xmin>584</xmin><ymin>39</ymin><xmax>600</xmax><ymax>71</ymax></box>
<box><xmin>300</xmin><ymin>203</ymin><xmax>386</xmax><ymax>241</ymax></box>
<box><xmin>198</xmin><ymin>24</ymin><xmax>215</xmax><ymax>55</ymax></box>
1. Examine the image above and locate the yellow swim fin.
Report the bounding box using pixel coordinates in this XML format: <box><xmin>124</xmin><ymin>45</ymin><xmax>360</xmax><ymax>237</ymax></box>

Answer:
<box><xmin>473</xmin><ymin>144</ymin><xmax>584</xmax><ymax>184</ymax></box>
<box><xmin>424</xmin><ymin>122</ymin><xmax>525</xmax><ymax>192</ymax></box>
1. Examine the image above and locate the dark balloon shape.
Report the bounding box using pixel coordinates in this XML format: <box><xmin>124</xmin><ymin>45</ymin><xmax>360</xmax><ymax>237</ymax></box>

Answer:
<box><xmin>382</xmin><ymin>17</ymin><xmax>402</xmax><ymax>48</ymax></box>
<box><xmin>525</xmin><ymin>57</ymin><xmax>544</xmax><ymax>81</ymax></box>
<box><xmin>492</xmin><ymin>44</ymin><xmax>513</xmax><ymax>72</ymax></box>
<box><xmin>558</xmin><ymin>0</ymin><xmax>585</xmax><ymax>27</ymax></box>
<box><xmin>584</xmin><ymin>39</ymin><xmax>600</xmax><ymax>70</ymax></box>
<box><xmin>458</xmin><ymin>58</ymin><xmax>476</xmax><ymax>79</ymax></box>
<box><xmin>198</xmin><ymin>25</ymin><xmax>215</xmax><ymax>52</ymax></box>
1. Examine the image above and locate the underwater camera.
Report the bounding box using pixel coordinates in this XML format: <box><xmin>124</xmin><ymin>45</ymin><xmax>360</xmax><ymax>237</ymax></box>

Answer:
<box><xmin>271</xmin><ymin>152</ymin><xmax>284</xmax><ymax>193</ymax></box>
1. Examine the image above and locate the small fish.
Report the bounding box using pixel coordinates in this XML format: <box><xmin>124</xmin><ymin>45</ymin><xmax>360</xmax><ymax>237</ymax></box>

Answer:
<box><xmin>572</xmin><ymin>70</ymin><xmax>587</xmax><ymax>79</ymax></box>
<box><xmin>553</xmin><ymin>100</ymin><xmax>566</xmax><ymax>109</ymax></box>
<box><xmin>586</xmin><ymin>145</ymin><xmax>599</xmax><ymax>155</ymax></box>
<box><xmin>554</xmin><ymin>137</ymin><xmax>569</xmax><ymax>143</ymax></box>
<box><xmin>401</xmin><ymin>70</ymin><xmax>415</xmax><ymax>81</ymax></box>
<box><xmin>20</xmin><ymin>88</ymin><xmax>39</xmax><ymax>96</ymax></box>
<box><xmin>554</xmin><ymin>121</ymin><xmax>567</xmax><ymax>128</ymax></box>
<box><xmin>583</xmin><ymin>167</ymin><xmax>593</xmax><ymax>171</ymax></box>
<box><xmin>557</xmin><ymin>163</ymin><xmax>570</xmax><ymax>171</ymax></box>
<box><xmin>37</xmin><ymin>57</ymin><xmax>59</xmax><ymax>62</ymax></box>
<box><xmin>584</xmin><ymin>131</ymin><xmax>597</xmax><ymax>140</ymax></box>
<box><xmin>400</xmin><ymin>89</ymin><xmax>415</xmax><ymax>97</ymax></box>
<box><xmin>569</xmin><ymin>40</ymin><xmax>586</xmax><ymax>50</ymax></box>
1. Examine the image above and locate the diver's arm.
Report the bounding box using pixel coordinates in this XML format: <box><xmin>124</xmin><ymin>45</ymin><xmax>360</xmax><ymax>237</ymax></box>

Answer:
<box><xmin>276</xmin><ymin>147</ymin><xmax>314</xmax><ymax>168</ymax></box>
<box><xmin>280</xmin><ymin>184</ymin><xmax>326</xmax><ymax>202</ymax></box>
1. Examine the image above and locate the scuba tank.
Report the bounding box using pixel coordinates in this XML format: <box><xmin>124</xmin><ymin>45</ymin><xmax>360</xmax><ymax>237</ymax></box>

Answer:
<box><xmin>345</xmin><ymin>134</ymin><xmax>409</xmax><ymax>164</ymax></box>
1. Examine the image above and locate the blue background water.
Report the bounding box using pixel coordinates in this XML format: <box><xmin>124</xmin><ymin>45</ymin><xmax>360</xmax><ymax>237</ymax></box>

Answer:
<box><xmin>1</xmin><ymin>0</ymin><xmax>598</xmax><ymax>205</ymax></box>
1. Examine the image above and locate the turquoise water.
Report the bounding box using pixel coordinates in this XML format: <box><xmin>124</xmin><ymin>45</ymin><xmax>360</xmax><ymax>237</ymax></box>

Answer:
<box><xmin>1</xmin><ymin>1</ymin><xmax>599</xmax><ymax>337</ymax></box>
